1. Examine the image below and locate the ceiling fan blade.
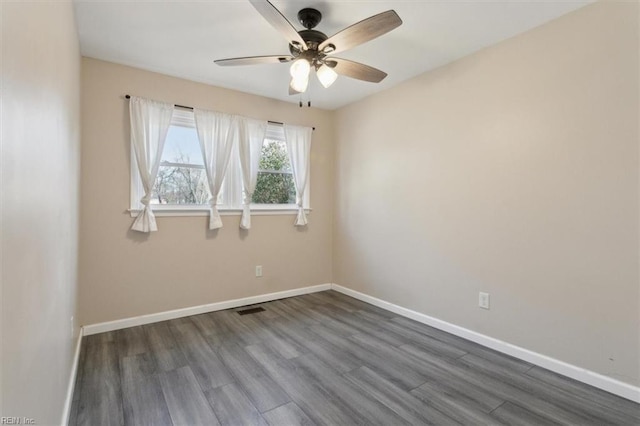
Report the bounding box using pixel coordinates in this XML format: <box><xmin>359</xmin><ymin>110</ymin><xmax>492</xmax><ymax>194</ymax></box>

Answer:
<box><xmin>214</xmin><ymin>55</ymin><xmax>293</xmax><ymax>66</ymax></box>
<box><xmin>329</xmin><ymin>58</ymin><xmax>388</xmax><ymax>83</ymax></box>
<box><xmin>249</xmin><ymin>0</ymin><xmax>307</xmax><ymax>50</ymax></box>
<box><xmin>319</xmin><ymin>10</ymin><xmax>402</xmax><ymax>55</ymax></box>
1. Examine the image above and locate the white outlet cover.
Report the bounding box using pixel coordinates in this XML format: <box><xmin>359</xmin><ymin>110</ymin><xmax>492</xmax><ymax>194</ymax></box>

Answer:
<box><xmin>479</xmin><ymin>292</ymin><xmax>490</xmax><ymax>310</ymax></box>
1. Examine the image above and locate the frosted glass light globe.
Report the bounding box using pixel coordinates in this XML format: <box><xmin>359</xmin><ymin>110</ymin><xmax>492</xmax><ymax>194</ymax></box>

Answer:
<box><xmin>290</xmin><ymin>76</ymin><xmax>309</xmax><ymax>93</ymax></box>
<box><xmin>317</xmin><ymin>64</ymin><xmax>338</xmax><ymax>88</ymax></box>
<box><xmin>290</xmin><ymin>59</ymin><xmax>311</xmax><ymax>80</ymax></box>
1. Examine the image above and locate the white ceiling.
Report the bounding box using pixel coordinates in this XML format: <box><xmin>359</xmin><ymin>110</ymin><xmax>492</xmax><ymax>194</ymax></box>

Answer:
<box><xmin>74</xmin><ymin>0</ymin><xmax>592</xmax><ymax>110</ymax></box>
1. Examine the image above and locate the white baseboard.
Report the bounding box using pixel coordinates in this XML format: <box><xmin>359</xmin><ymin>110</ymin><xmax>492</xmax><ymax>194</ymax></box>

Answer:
<box><xmin>331</xmin><ymin>283</ymin><xmax>640</xmax><ymax>403</ymax></box>
<box><xmin>83</xmin><ymin>284</ymin><xmax>332</xmax><ymax>336</ymax></box>
<box><xmin>61</xmin><ymin>327</ymin><xmax>83</xmax><ymax>426</ymax></box>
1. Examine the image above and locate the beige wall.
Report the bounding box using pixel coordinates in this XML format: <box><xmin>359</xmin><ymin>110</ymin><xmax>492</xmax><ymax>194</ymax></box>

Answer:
<box><xmin>79</xmin><ymin>58</ymin><xmax>334</xmax><ymax>325</ymax></box>
<box><xmin>334</xmin><ymin>2</ymin><xmax>639</xmax><ymax>387</ymax></box>
<box><xmin>1</xmin><ymin>1</ymin><xmax>81</xmax><ymax>423</ymax></box>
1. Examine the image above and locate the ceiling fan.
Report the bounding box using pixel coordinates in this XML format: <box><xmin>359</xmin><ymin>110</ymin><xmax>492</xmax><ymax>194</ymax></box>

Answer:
<box><xmin>215</xmin><ymin>0</ymin><xmax>402</xmax><ymax>96</ymax></box>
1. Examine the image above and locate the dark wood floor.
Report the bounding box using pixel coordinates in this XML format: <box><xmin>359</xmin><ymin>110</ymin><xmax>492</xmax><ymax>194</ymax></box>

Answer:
<box><xmin>70</xmin><ymin>290</ymin><xmax>640</xmax><ymax>425</ymax></box>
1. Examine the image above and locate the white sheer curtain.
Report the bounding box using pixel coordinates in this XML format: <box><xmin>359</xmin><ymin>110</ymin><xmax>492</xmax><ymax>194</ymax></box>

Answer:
<box><xmin>284</xmin><ymin>124</ymin><xmax>312</xmax><ymax>226</ymax></box>
<box><xmin>129</xmin><ymin>96</ymin><xmax>174</xmax><ymax>233</ymax></box>
<box><xmin>238</xmin><ymin>118</ymin><xmax>267</xmax><ymax>229</ymax></box>
<box><xmin>194</xmin><ymin>108</ymin><xmax>238</xmax><ymax>230</ymax></box>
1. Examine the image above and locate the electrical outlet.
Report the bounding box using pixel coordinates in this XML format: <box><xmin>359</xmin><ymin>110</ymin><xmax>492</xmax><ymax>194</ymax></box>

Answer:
<box><xmin>255</xmin><ymin>265</ymin><xmax>263</xmax><ymax>277</ymax></box>
<box><xmin>479</xmin><ymin>292</ymin><xmax>490</xmax><ymax>310</ymax></box>
<box><xmin>70</xmin><ymin>316</ymin><xmax>75</xmax><ymax>337</ymax></box>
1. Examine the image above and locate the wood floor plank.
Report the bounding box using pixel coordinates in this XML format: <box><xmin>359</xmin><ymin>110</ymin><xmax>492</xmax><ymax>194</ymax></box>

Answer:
<box><xmin>344</xmin><ymin>365</ymin><xmax>458</xmax><ymax>425</ymax></box>
<box><xmin>253</xmin><ymin>303</ymin><xmax>282</xmax><ymax>319</ymax></box>
<box><xmin>245</xmin><ymin>342</ymin><xmax>361</xmax><ymax>425</ymax></box>
<box><xmin>216</xmin><ymin>341</ymin><xmax>291</xmax><ymax>413</ymax></box>
<box><xmin>398</xmin><ymin>344</ymin><xmax>505</xmax><ymax>412</ymax></box>
<box><xmin>68</xmin><ymin>337</ymin><xmax>88</xmax><ymax>426</ymax></box>
<box><xmin>158</xmin><ymin>366</ymin><xmax>220</xmax><ymax>426</ymax></box>
<box><xmin>144</xmin><ymin>322</ymin><xmax>176</xmax><ymax>350</ymax></box>
<box><xmin>76</xmin><ymin>380</ymin><xmax>124</xmax><ymax>426</ymax></box>
<box><xmin>490</xmin><ymin>401</ymin><xmax>561</xmax><ymax>426</ymax></box>
<box><xmin>327</xmin><ymin>291</ymin><xmax>399</xmax><ymax>319</ymax></box>
<box><xmin>390</xmin><ymin>316</ymin><xmax>533</xmax><ymax>372</ymax></box>
<box><xmin>525</xmin><ymin>366</ymin><xmax>640</xmax><ymax>421</ymax></box>
<box><xmin>296</xmin><ymin>292</ymin><xmax>331</xmax><ymax>307</ymax></box>
<box><xmin>309</xmin><ymin>323</ymin><xmax>427</xmax><ymax>390</ymax></box>
<box><xmin>190</xmin><ymin>312</ymin><xmax>224</xmax><ymax>336</ymax></box>
<box><xmin>201</xmin><ymin>311</ymin><xmax>235</xmax><ymax>335</ymax></box>
<box><xmin>410</xmin><ymin>380</ymin><xmax>506</xmax><ymax>425</ymax></box>
<box><xmin>459</xmin><ymin>353</ymin><xmax>633</xmax><ymax>424</ymax></box>
<box><xmin>116</xmin><ymin>326</ymin><xmax>149</xmax><ymax>358</ymax></box>
<box><xmin>262</xmin><ymin>402</ymin><xmax>315</xmax><ymax>426</ymax></box>
<box><xmin>168</xmin><ymin>320</ymin><xmax>235</xmax><ymax>391</ymax></box>
<box><xmin>314</xmin><ymin>304</ymin><xmax>409</xmax><ymax>347</ymax></box>
<box><xmin>308</xmin><ymin>306</ymin><xmax>365</xmax><ymax>337</ymax></box>
<box><xmin>212</xmin><ymin>310</ymin><xmax>264</xmax><ymax>346</ymax></box>
<box><xmin>239</xmin><ymin>314</ymin><xmax>306</xmax><ymax>359</ymax></box>
<box><xmin>400</xmin><ymin>344</ymin><xmax>595</xmax><ymax>425</ymax></box>
<box><xmin>287</xmin><ymin>299</ymin><xmax>341</xmax><ymax>324</ymax></box>
<box><xmin>121</xmin><ymin>352</ymin><xmax>157</xmax><ymax>384</ymax></box>
<box><xmin>293</xmin><ymin>354</ymin><xmax>413</xmax><ymax>426</ymax></box>
<box><xmin>363</xmin><ymin>314</ymin><xmax>473</xmax><ymax>360</ymax></box>
<box><xmin>68</xmin><ymin>395</ymin><xmax>80</xmax><ymax>426</ymax></box>
<box><xmin>306</xmin><ymin>291</ymin><xmax>361</xmax><ymax>312</ymax></box>
<box><xmin>348</xmin><ymin>331</ymin><xmax>435</xmax><ymax>389</ymax></box>
<box><xmin>356</xmin><ymin>312</ymin><xmax>468</xmax><ymax>359</ymax></box>
<box><xmin>75</xmin><ymin>333</ymin><xmax>124</xmax><ymax>426</ymax></box>
<box><xmin>205</xmin><ymin>383</ymin><xmax>267</xmax><ymax>426</ymax></box>
<box><xmin>263</xmin><ymin>299</ymin><xmax>320</xmax><ymax>327</ymax></box>
<box><xmin>272</xmin><ymin>318</ymin><xmax>361</xmax><ymax>373</ymax></box>
<box><xmin>324</xmin><ymin>290</ymin><xmax>386</xmax><ymax>313</ymax></box>
<box><xmin>143</xmin><ymin>322</ymin><xmax>188</xmax><ymax>372</ymax></box>
<box><xmin>122</xmin><ymin>375</ymin><xmax>172</xmax><ymax>426</ymax></box>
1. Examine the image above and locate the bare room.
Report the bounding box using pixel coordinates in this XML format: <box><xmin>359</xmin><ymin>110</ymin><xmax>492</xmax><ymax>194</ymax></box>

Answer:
<box><xmin>1</xmin><ymin>0</ymin><xmax>639</xmax><ymax>425</ymax></box>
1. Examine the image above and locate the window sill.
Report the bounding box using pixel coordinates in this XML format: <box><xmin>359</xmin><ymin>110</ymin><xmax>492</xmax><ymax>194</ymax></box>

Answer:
<box><xmin>128</xmin><ymin>206</ymin><xmax>311</xmax><ymax>218</ymax></box>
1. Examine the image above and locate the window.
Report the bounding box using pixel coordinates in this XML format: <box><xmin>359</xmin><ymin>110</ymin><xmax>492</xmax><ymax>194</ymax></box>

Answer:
<box><xmin>130</xmin><ymin>109</ymin><xmax>309</xmax><ymax>216</ymax></box>
<box><xmin>253</xmin><ymin>139</ymin><xmax>296</xmax><ymax>205</ymax></box>
<box><xmin>152</xmin><ymin>113</ymin><xmax>208</xmax><ymax>205</ymax></box>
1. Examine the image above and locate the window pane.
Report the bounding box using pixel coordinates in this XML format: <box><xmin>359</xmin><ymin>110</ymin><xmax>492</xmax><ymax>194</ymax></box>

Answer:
<box><xmin>253</xmin><ymin>171</ymin><xmax>296</xmax><ymax>204</ymax></box>
<box><xmin>152</xmin><ymin>166</ymin><xmax>209</xmax><ymax>205</ymax></box>
<box><xmin>162</xmin><ymin>125</ymin><xmax>204</xmax><ymax>165</ymax></box>
<box><xmin>252</xmin><ymin>139</ymin><xmax>295</xmax><ymax>204</ymax></box>
<box><xmin>152</xmin><ymin>124</ymin><xmax>209</xmax><ymax>205</ymax></box>
<box><xmin>259</xmin><ymin>139</ymin><xmax>291</xmax><ymax>172</ymax></box>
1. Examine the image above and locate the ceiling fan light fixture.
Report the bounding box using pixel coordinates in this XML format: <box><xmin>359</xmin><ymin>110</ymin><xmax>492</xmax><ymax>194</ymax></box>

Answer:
<box><xmin>317</xmin><ymin>64</ymin><xmax>338</xmax><ymax>88</ymax></box>
<box><xmin>290</xmin><ymin>76</ymin><xmax>309</xmax><ymax>93</ymax></box>
<box><xmin>216</xmin><ymin>3</ymin><xmax>402</xmax><ymax>101</ymax></box>
<box><xmin>290</xmin><ymin>58</ymin><xmax>311</xmax><ymax>81</ymax></box>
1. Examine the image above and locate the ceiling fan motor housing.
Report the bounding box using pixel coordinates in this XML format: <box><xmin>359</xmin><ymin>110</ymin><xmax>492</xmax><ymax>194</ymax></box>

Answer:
<box><xmin>289</xmin><ymin>8</ymin><xmax>331</xmax><ymax>56</ymax></box>
<box><xmin>298</xmin><ymin>8</ymin><xmax>322</xmax><ymax>29</ymax></box>
<box><xmin>291</xmin><ymin>29</ymin><xmax>327</xmax><ymax>52</ymax></box>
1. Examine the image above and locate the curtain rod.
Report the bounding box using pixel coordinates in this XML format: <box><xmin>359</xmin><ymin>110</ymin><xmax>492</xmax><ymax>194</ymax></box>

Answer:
<box><xmin>124</xmin><ymin>95</ymin><xmax>314</xmax><ymax>130</ymax></box>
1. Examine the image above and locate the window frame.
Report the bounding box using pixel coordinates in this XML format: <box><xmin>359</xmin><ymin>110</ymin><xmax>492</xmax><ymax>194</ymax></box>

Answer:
<box><xmin>129</xmin><ymin>108</ymin><xmax>310</xmax><ymax>217</ymax></box>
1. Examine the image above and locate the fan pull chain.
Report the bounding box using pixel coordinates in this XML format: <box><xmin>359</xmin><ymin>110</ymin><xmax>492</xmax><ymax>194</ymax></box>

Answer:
<box><xmin>297</xmin><ymin>92</ymin><xmax>311</xmax><ymax>108</ymax></box>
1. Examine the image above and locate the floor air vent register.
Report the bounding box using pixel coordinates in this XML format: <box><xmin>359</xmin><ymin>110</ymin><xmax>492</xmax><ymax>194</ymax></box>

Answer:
<box><xmin>235</xmin><ymin>306</ymin><xmax>266</xmax><ymax>315</ymax></box>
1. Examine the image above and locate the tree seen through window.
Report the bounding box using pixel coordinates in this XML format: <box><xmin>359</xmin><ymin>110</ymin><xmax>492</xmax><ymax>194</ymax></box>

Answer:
<box><xmin>252</xmin><ymin>139</ymin><xmax>296</xmax><ymax>204</ymax></box>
